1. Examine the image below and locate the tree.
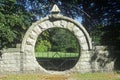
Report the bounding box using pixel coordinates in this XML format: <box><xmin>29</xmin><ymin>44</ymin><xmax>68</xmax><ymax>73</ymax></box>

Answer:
<box><xmin>80</xmin><ymin>0</ymin><xmax>120</xmax><ymax>46</ymax></box>
<box><xmin>48</xmin><ymin>28</ymin><xmax>79</xmax><ymax>52</ymax></box>
<box><xmin>16</xmin><ymin>0</ymin><xmax>120</xmax><ymax>45</ymax></box>
<box><xmin>0</xmin><ymin>0</ymin><xmax>35</xmax><ymax>49</ymax></box>
<box><xmin>35</xmin><ymin>28</ymin><xmax>79</xmax><ymax>53</ymax></box>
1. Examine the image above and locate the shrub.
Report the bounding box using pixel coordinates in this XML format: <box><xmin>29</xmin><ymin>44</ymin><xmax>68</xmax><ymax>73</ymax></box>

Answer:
<box><xmin>35</xmin><ymin>40</ymin><xmax>51</xmax><ymax>52</ymax></box>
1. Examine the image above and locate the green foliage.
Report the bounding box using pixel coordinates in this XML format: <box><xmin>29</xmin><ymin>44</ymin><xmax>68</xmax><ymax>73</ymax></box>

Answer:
<box><xmin>90</xmin><ymin>25</ymin><xmax>104</xmax><ymax>45</ymax></box>
<box><xmin>49</xmin><ymin>28</ymin><xmax>79</xmax><ymax>52</ymax></box>
<box><xmin>0</xmin><ymin>0</ymin><xmax>34</xmax><ymax>49</ymax></box>
<box><xmin>35</xmin><ymin>40</ymin><xmax>51</xmax><ymax>52</ymax></box>
<box><xmin>35</xmin><ymin>28</ymin><xmax>79</xmax><ymax>53</ymax></box>
<box><xmin>0</xmin><ymin>23</ymin><xmax>16</xmax><ymax>47</ymax></box>
<box><xmin>101</xmin><ymin>24</ymin><xmax>120</xmax><ymax>49</ymax></box>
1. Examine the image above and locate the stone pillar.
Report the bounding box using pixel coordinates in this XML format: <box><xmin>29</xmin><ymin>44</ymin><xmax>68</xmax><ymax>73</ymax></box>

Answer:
<box><xmin>75</xmin><ymin>50</ymin><xmax>92</xmax><ymax>73</ymax></box>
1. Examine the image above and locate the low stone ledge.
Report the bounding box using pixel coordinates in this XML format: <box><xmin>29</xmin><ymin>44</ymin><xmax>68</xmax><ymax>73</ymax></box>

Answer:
<box><xmin>1</xmin><ymin>48</ymin><xmax>20</xmax><ymax>53</ymax></box>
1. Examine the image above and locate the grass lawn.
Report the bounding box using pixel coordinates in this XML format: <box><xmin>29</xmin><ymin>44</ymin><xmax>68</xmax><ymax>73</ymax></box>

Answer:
<box><xmin>0</xmin><ymin>73</ymin><xmax>120</xmax><ymax>80</ymax></box>
<box><xmin>71</xmin><ymin>73</ymin><xmax>120</xmax><ymax>80</ymax></box>
<box><xmin>35</xmin><ymin>52</ymin><xmax>79</xmax><ymax>58</ymax></box>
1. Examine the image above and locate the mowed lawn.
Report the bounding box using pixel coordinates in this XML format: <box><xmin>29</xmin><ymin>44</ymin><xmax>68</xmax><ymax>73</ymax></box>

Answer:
<box><xmin>0</xmin><ymin>73</ymin><xmax>120</xmax><ymax>80</ymax></box>
<box><xmin>35</xmin><ymin>52</ymin><xmax>79</xmax><ymax>58</ymax></box>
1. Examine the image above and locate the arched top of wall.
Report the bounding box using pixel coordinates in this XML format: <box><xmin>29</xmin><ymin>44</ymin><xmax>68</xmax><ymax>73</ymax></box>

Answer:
<box><xmin>21</xmin><ymin>4</ymin><xmax>92</xmax><ymax>53</ymax></box>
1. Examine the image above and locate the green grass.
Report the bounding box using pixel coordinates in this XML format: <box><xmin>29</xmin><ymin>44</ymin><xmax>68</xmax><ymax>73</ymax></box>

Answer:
<box><xmin>71</xmin><ymin>73</ymin><xmax>120</xmax><ymax>80</ymax></box>
<box><xmin>0</xmin><ymin>73</ymin><xmax>120</xmax><ymax>80</ymax></box>
<box><xmin>35</xmin><ymin>52</ymin><xmax>79</xmax><ymax>58</ymax></box>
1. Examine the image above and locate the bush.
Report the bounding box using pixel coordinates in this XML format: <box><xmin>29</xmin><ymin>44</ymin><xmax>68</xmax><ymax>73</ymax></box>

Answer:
<box><xmin>66</xmin><ymin>47</ymin><xmax>76</xmax><ymax>53</ymax></box>
<box><xmin>35</xmin><ymin>40</ymin><xmax>51</xmax><ymax>52</ymax></box>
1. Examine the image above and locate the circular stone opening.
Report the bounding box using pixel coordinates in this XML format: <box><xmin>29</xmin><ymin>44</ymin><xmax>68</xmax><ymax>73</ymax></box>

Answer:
<box><xmin>35</xmin><ymin>28</ymin><xmax>80</xmax><ymax>71</ymax></box>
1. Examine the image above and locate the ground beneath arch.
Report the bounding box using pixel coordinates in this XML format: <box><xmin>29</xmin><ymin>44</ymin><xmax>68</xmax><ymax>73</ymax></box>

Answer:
<box><xmin>0</xmin><ymin>73</ymin><xmax>120</xmax><ymax>80</ymax></box>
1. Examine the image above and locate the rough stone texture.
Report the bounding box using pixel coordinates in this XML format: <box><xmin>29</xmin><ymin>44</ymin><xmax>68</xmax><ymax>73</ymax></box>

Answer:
<box><xmin>73</xmin><ymin>51</ymin><xmax>92</xmax><ymax>73</ymax></box>
<box><xmin>0</xmin><ymin>47</ymin><xmax>21</xmax><ymax>73</ymax></box>
<box><xmin>51</xmin><ymin>4</ymin><xmax>60</xmax><ymax>13</ymax></box>
<box><xmin>0</xmin><ymin>45</ymin><xmax>118</xmax><ymax>73</ymax></box>
<box><xmin>91</xmin><ymin>46</ymin><xmax>116</xmax><ymax>72</ymax></box>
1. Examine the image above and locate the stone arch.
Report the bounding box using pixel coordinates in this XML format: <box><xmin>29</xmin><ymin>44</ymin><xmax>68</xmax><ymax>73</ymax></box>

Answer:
<box><xmin>21</xmin><ymin>5</ymin><xmax>92</xmax><ymax>73</ymax></box>
<box><xmin>21</xmin><ymin>16</ymin><xmax>92</xmax><ymax>51</ymax></box>
<box><xmin>21</xmin><ymin>16</ymin><xmax>92</xmax><ymax>73</ymax></box>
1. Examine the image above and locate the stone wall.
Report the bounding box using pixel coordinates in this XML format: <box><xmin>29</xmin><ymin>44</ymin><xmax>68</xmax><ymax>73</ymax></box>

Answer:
<box><xmin>0</xmin><ymin>44</ymin><xmax>21</xmax><ymax>73</ymax></box>
<box><xmin>91</xmin><ymin>46</ymin><xmax>117</xmax><ymax>72</ymax></box>
<box><xmin>0</xmin><ymin>45</ymin><xmax>119</xmax><ymax>74</ymax></box>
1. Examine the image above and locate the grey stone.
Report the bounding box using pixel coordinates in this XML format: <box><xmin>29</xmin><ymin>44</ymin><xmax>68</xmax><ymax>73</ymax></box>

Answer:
<box><xmin>53</xmin><ymin>20</ymin><xmax>61</xmax><ymax>27</ymax></box>
<box><xmin>61</xmin><ymin>20</ymin><xmax>68</xmax><ymax>28</ymax></box>
<box><xmin>26</xmin><ymin>37</ymin><xmax>35</xmax><ymax>46</ymax></box>
<box><xmin>51</xmin><ymin>4</ymin><xmax>60</xmax><ymax>13</ymax></box>
<box><xmin>39</xmin><ymin>22</ymin><xmax>48</xmax><ymax>31</ymax></box>
<box><xmin>67</xmin><ymin>22</ymin><xmax>74</xmax><ymax>31</ymax></box>
<box><xmin>45</xmin><ymin>21</ymin><xmax>54</xmax><ymax>28</ymax></box>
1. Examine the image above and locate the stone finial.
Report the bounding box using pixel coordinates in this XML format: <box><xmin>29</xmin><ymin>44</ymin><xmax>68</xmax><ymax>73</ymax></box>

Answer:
<box><xmin>51</xmin><ymin>4</ymin><xmax>60</xmax><ymax>14</ymax></box>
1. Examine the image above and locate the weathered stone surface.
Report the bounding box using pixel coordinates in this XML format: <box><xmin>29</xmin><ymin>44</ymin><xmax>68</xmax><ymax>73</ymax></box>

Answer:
<box><xmin>25</xmin><ymin>45</ymin><xmax>33</xmax><ymax>53</ymax></box>
<box><xmin>0</xmin><ymin>51</ymin><xmax>21</xmax><ymax>73</ymax></box>
<box><xmin>79</xmin><ymin>37</ymin><xmax>86</xmax><ymax>44</ymax></box>
<box><xmin>29</xmin><ymin>29</ymin><xmax>39</xmax><ymax>40</ymax></box>
<box><xmin>81</xmin><ymin>43</ymin><xmax>89</xmax><ymax>50</ymax></box>
<box><xmin>95</xmin><ymin>46</ymin><xmax>107</xmax><ymax>50</ymax></box>
<box><xmin>33</xmin><ymin>25</ymin><xmax>42</xmax><ymax>35</ymax></box>
<box><xmin>91</xmin><ymin>46</ymin><xmax>116</xmax><ymax>72</ymax></box>
<box><xmin>39</xmin><ymin>22</ymin><xmax>48</xmax><ymax>31</ymax></box>
<box><xmin>25</xmin><ymin>56</ymin><xmax>36</xmax><ymax>61</ymax></box>
<box><xmin>61</xmin><ymin>20</ymin><xmax>68</xmax><ymax>28</ymax></box>
<box><xmin>53</xmin><ymin>20</ymin><xmax>61</xmax><ymax>27</ymax></box>
<box><xmin>80</xmin><ymin>51</ymin><xmax>91</xmax><ymax>58</ymax></box>
<box><xmin>26</xmin><ymin>37</ymin><xmax>35</xmax><ymax>46</ymax></box>
<box><xmin>74</xmin><ymin>61</ymin><xmax>92</xmax><ymax>73</ymax></box>
<box><xmin>74</xmin><ymin>30</ymin><xmax>84</xmax><ymax>38</ymax></box>
<box><xmin>79</xmin><ymin>57</ymin><xmax>91</xmax><ymax>62</ymax></box>
<box><xmin>67</xmin><ymin>22</ymin><xmax>74</xmax><ymax>31</ymax></box>
<box><xmin>105</xmin><ymin>61</ymin><xmax>114</xmax><ymax>72</ymax></box>
<box><xmin>1</xmin><ymin>48</ymin><xmax>20</xmax><ymax>53</ymax></box>
<box><xmin>45</xmin><ymin>21</ymin><xmax>54</xmax><ymax>28</ymax></box>
<box><xmin>51</xmin><ymin>4</ymin><xmax>60</xmax><ymax>13</ymax></box>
